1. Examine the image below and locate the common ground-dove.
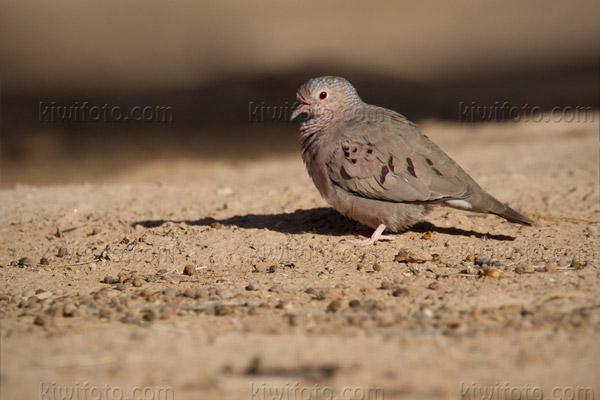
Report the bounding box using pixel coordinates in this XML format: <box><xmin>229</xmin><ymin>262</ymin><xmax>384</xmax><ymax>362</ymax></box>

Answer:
<box><xmin>291</xmin><ymin>76</ymin><xmax>533</xmax><ymax>245</ymax></box>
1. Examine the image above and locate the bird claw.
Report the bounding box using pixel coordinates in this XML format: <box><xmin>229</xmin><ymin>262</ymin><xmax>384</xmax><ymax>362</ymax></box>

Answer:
<box><xmin>346</xmin><ymin>224</ymin><xmax>395</xmax><ymax>246</ymax></box>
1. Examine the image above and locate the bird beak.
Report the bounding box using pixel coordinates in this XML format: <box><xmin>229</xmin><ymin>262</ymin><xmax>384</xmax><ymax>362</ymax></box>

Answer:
<box><xmin>290</xmin><ymin>102</ymin><xmax>310</xmax><ymax>121</ymax></box>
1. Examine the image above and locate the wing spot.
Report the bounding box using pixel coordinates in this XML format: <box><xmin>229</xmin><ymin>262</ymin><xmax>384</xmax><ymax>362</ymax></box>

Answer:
<box><xmin>351</xmin><ymin>159</ymin><xmax>357</xmax><ymax>164</ymax></box>
<box><xmin>406</xmin><ymin>157</ymin><xmax>417</xmax><ymax>178</ymax></box>
<box><xmin>343</xmin><ymin>151</ymin><xmax>350</xmax><ymax>157</ymax></box>
<box><xmin>388</xmin><ymin>156</ymin><xmax>395</xmax><ymax>172</ymax></box>
<box><xmin>426</xmin><ymin>158</ymin><xmax>433</xmax><ymax>165</ymax></box>
<box><xmin>432</xmin><ymin>167</ymin><xmax>443</xmax><ymax>177</ymax></box>
<box><xmin>352</xmin><ymin>147</ymin><xmax>357</xmax><ymax>153</ymax></box>
<box><xmin>367</xmin><ymin>149</ymin><xmax>373</xmax><ymax>154</ymax></box>
<box><xmin>380</xmin><ymin>166</ymin><xmax>389</xmax><ymax>184</ymax></box>
<box><xmin>342</xmin><ymin>144</ymin><xmax>350</xmax><ymax>151</ymax></box>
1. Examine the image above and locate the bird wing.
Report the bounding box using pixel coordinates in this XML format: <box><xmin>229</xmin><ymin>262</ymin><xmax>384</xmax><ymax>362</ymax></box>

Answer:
<box><xmin>326</xmin><ymin>109</ymin><xmax>472</xmax><ymax>203</ymax></box>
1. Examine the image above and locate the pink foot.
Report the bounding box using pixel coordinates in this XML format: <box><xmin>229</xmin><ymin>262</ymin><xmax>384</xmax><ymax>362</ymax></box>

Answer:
<box><xmin>346</xmin><ymin>224</ymin><xmax>395</xmax><ymax>246</ymax></box>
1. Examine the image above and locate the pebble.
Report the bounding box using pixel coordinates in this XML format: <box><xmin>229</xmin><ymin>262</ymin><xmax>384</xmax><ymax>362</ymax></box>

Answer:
<box><xmin>267</xmin><ymin>265</ymin><xmax>277</xmax><ymax>273</ymax></box>
<box><xmin>57</xmin><ymin>247</ymin><xmax>68</xmax><ymax>257</ymax></box>
<box><xmin>210</xmin><ymin>222</ymin><xmax>224</xmax><ymax>229</ymax></box>
<box><xmin>484</xmin><ymin>267</ymin><xmax>500</xmax><ymax>278</ymax></box>
<box><xmin>348</xmin><ymin>299</ymin><xmax>361</xmax><ymax>308</ymax></box>
<box><xmin>156</xmin><ymin>269</ymin><xmax>168</xmax><ymax>276</ymax></box>
<box><xmin>392</xmin><ymin>288</ymin><xmax>409</xmax><ymax>297</ymax></box>
<box><xmin>18</xmin><ymin>257</ymin><xmax>33</xmax><ymax>266</ymax></box>
<box><xmin>245</xmin><ymin>284</ymin><xmax>257</xmax><ymax>291</ymax></box>
<box><xmin>34</xmin><ymin>315</ymin><xmax>47</xmax><ymax>326</ymax></box>
<box><xmin>36</xmin><ymin>291</ymin><xmax>52</xmax><ymax>300</ymax></box>
<box><xmin>372</xmin><ymin>263</ymin><xmax>381</xmax><ymax>272</ymax></box>
<box><xmin>39</xmin><ymin>257</ymin><xmax>49</xmax><ymax>265</ymax></box>
<box><xmin>215</xmin><ymin>305</ymin><xmax>233</xmax><ymax>316</ymax></box>
<box><xmin>63</xmin><ymin>303</ymin><xmax>77</xmax><ymax>317</ymax></box>
<box><xmin>183</xmin><ymin>265</ymin><xmax>196</xmax><ymax>276</ymax></box>
<box><xmin>117</xmin><ymin>273</ymin><xmax>127</xmax><ymax>283</ymax></box>
<box><xmin>380</xmin><ymin>280</ymin><xmax>393</xmax><ymax>290</ymax></box>
<box><xmin>115</xmin><ymin>283</ymin><xmax>126</xmax><ymax>291</ymax></box>
<box><xmin>98</xmin><ymin>308</ymin><xmax>111</xmax><ymax>319</ymax></box>
<box><xmin>142</xmin><ymin>310</ymin><xmax>156</xmax><ymax>322</ymax></box>
<box><xmin>132</xmin><ymin>278</ymin><xmax>144</xmax><ymax>287</ymax></box>
<box><xmin>146</xmin><ymin>275</ymin><xmax>157</xmax><ymax>283</ymax></box>
<box><xmin>428</xmin><ymin>282</ymin><xmax>440</xmax><ymax>290</ymax></box>
<box><xmin>570</xmin><ymin>258</ymin><xmax>585</xmax><ymax>270</ymax></box>
<box><xmin>326</xmin><ymin>300</ymin><xmax>342</xmax><ymax>312</ymax></box>
<box><xmin>103</xmin><ymin>276</ymin><xmax>115</xmax><ymax>284</ymax></box>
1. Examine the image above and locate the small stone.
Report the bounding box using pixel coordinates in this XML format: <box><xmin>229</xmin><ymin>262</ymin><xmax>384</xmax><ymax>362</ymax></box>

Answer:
<box><xmin>431</xmin><ymin>254</ymin><xmax>441</xmax><ymax>262</ymax></box>
<box><xmin>36</xmin><ymin>291</ymin><xmax>52</xmax><ymax>300</ymax></box>
<box><xmin>146</xmin><ymin>275</ymin><xmax>157</xmax><ymax>283</ymax></box>
<box><xmin>514</xmin><ymin>266</ymin><xmax>525</xmax><ymax>274</ymax></box>
<box><xmin>215</xmin><ymin>305</ymin><xmax>233</xmax><ymax>316</ymax></box>
<box><xmin>421</xmin><ymin>231</ymin><xmax>432</xmax><ymax>240</ymax></box>
<box><xmin>57</xmin><ymin>247</ymin><xmax>68</xmax><ymax>257</ymax></box>
<box><xmin>392</xmin><ymin>288</ymin><xmax>409</xmax><ymax>297</ymax></box>
<box><xmin>394</xmin><ymin>249</ymin><xmax>408</xmax><ymax>262</ymax></box>
<box><xmin>63</xmin><ymin>303</ymin><xmax>77</xmax><ymax>317</ymax></box>
<box><xmin>210</xmin><ymin>222</ymin><xmax>224</xmax><ymax>229</ymax></box>
<box><xmin>427</xmin><ymin>282</ymin><xmax>440</xmax><ymax>290</ymax></box>
<box><xmin>523</xmin><ymin>264</ymin><xmax>535</xmax><ymax>273</ymax></box>
<box><xmin>465</xmin><ymin>254</ymin><xmax>477</xmax><ymax>262</ymax></box>
<box><xmin>326</xmin><ymin>300</ymin><xmax>342</xmax><ymax>312</ymax></box>
<box><xmin>183</xmin><ymin>265</ymin><xmax>196</xmax><ymax>276</ymax></box>
<box><xmin>474</xmin><ymin>256</ymin><xmax>488</xmax><ymax>266</ymax></box>
<box><xmin>275</xmin><ymin>300</ymin><xmax>288</xmax><ymax>309</ymax></box>
<box><xmin>39</xmin><ymin>257</ymin><xmax>49</xmax><ymax>265</ymax></box>
<box><xmin>380</xmin><ymin>280</ymin><xmax>393</xmax><ymax>290</ymax></box>
<box><xmin>18</xmin><ymin>257</ymin><xmax>33</xmax><ymax>266</ymax></box>
<box><xmin>132</xmin><ymin>278</ymin><xmax>143</xmax><ymax>287</ymax></box>
<box><xmin>142</xmin><ymin>310</ymin><xmax>156</xmax><ymax>322</ymax></box>
<box><xmin>115</xmin><ymin>283</ymin><xmax>126</xmax><ymax>291</ymax></box>
<box><xmin>372</xmin><ymin>263</ymin><xmax>381</xmax><ymax>272</ymax></box>
<box><xmin>156</xmin><ymin>269</ymin><xmax>167</xmax><ymax>276</ymax></box>
<box><xmin>98</xmin><ymin>308</ymin><xmax>111</xmax><ymax>319</ymax></box>
<box><xmin>245</xmin><ymin>284</ymin><xmax>256</xmax><ymax>291</ymax></box>
<box><xmin>484</xmin><ymin>267</ymin><xmax>500</xmax><ymax>278</ymax></box>
<box><xmin>103</xmin><ymin>276</ymin><xmax>115</xmax><ymax>284</ymax></box>
<box><xmin>348</xmin><ymin>299</ymin><xmax>361</xmax><ymax>308</ymax></box>
<box><xmin>267</xmin><ymin>265</ymin><xmax>277</xmax><ymax>273</ymax></box>
<box><xmin>34</xmin><ymin>315</ymin><xmax>47</xmax><ymax>326</ymax></box>
<box><xmin>570</xmin><ymin>258</ymin><xmax>585</xmax><ymax>270</ymax></box>
<box><xmin>117</xmin><ymin>273</ymin><xmax>127</xmax><ymax>283</ymax></box>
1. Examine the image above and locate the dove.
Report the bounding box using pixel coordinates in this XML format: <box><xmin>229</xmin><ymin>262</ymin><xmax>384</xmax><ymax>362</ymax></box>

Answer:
<box><xmin>290</xmin><ymin>76</ymin><xmax>533</xmax><ymax>245</ymax></box>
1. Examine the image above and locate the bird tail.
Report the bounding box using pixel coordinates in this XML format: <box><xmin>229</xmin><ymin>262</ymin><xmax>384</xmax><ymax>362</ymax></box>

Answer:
<box><xmin>491</xmin><ymin>205</ymin><xmax>533</xmax><ymax>225</ymax></box>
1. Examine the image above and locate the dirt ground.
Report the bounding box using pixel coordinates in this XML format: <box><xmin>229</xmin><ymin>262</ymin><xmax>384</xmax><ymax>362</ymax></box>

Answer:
<box><xmin>1</xmin><ymin>119</ymin><xmax>599</xmax><ymax>400</ymax></box>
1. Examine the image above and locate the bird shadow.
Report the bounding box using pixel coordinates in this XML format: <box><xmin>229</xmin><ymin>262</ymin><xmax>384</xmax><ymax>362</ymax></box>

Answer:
<box><xmin>132</xmin><ymin>207</ymin><xmax>515</xmax><ymax>241</ymax></box>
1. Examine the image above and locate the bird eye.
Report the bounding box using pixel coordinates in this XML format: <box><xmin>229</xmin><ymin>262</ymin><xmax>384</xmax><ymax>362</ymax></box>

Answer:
<box><xmin>319</xmin><ymin>91</ymin><xmax>328</xmax><ymax>100</ymax></box>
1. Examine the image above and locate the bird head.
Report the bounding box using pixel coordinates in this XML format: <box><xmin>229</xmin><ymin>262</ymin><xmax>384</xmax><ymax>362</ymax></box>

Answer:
<box><xmin>291</xmin><ymin>76</ymin><xmax>361</xmax><ymax>121</ymax></box>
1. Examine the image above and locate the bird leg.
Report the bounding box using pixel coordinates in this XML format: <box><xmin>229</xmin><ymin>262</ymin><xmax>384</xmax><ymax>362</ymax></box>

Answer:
<box><xmin>346</xmin><ymin>224</ymin><xmax>396</xmax><ymax>246</ymax></box>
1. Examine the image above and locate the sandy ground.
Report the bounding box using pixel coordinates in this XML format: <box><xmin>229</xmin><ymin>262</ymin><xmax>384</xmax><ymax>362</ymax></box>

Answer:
<box><xmin>1</xmin><ymin>120</ymin><xmax>599</xmax><ymax>400</ymax></box>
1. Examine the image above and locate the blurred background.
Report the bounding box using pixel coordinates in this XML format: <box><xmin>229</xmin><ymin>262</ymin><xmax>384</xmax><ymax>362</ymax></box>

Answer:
<box><xmin>1</xmin><ymin>0</ymin><xmax>599</xmax><ymax>187</ymax></box>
